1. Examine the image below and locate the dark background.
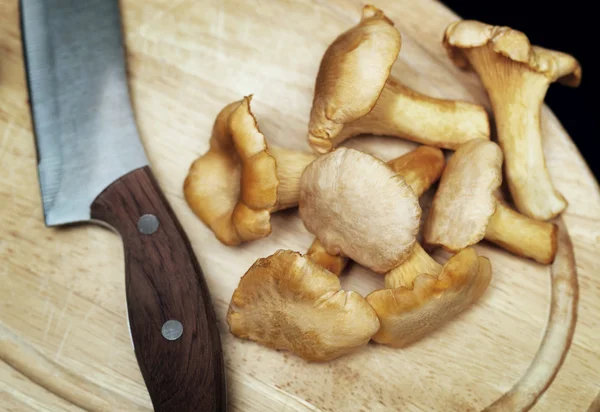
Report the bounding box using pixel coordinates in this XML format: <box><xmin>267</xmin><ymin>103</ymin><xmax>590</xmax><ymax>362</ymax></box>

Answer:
<box><xmin>444</xmin><ymin>0</ymin><xmax>598</xmax><ymax>181</ymax></box>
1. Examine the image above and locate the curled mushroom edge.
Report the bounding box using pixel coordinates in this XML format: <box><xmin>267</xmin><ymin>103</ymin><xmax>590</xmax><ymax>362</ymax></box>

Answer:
<box><xmin>226</xmin><ymin>249</ymin><xmax>381</xmax><ymax>362</ymax></box>
<box><xmin>184</xmin><ymin>96</ymin><xmax>316</xmax><ymax>246</ymax></box>
<box><xmin>367</xmin><ymin>245</ymin><xmax>492</xmax><ymax>348</ymax></box>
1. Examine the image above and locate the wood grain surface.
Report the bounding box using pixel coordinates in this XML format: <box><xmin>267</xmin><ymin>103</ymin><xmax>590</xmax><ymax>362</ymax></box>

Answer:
<box><xmin>90</xmin><ymin>166</ymin><xmax>226</xmax><ymax>411</ymax></box>
<box><xmin>1</xmin><ymin>0</ymin><xmax>599</xmax><ymax>411</ymax></box>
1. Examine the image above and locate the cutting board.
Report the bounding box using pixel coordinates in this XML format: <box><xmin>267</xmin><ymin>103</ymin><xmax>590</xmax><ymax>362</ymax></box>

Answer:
<box><xmin>1</xmin><ymin>0</ymin><xmax>599</xmax><ymax>411</ymax></box>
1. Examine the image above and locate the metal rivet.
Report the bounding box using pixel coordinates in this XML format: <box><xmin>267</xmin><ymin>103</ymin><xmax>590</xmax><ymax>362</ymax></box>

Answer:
<box><xmin>137</xmin><ymin>214</ymin><xmax>159</xmax><ymax>235</ymax></box>
<box><xmin>162</xmin><ymin>320</ymin><xmax>183</xmax><ymax>341</ymax></box>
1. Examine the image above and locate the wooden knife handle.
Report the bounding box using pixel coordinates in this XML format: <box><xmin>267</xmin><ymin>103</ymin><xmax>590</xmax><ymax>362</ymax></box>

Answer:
<box><xmin>91</xmin><ymin>166</ymin><xmax>227</xmax><ymax>412</ymax></box>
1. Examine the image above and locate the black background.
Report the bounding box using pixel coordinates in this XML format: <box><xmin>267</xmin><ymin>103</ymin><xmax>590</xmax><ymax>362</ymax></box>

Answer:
<box><xmin>444</xmin><ymin>0</ymin><xmax>598</xmax><ymax>180</ymax></box>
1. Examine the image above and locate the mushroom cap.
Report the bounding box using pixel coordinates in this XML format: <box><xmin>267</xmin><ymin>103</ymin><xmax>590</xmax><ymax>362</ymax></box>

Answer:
<box><xmin>227</xmin><ymin>250</ymin><xmax>380</xmax><ymax>362</ymax></box>
<box><xmin>184</xmin><ymin>96</ymin><xmax>279</xmax><ymax>245</ymax></box>
<box><xmin>366</xmin><ymin>248</ymin><xmax>491</xmax><ymax>348</ymax></box>
<box><xmin>423</xmin><ymin>139</ymin><xmax>503</xmax><ymax>252</ymax></box>
<box><xmin>443</xmin><ymin>20</ymin><xmax>581</xmax><ymax>87</ymax></box>
<box><xmin>299</xmin><ymin>148</ymin><xmax>421</xmax><ymax>273</ymax></box>
<box><xmin>308</xmin><ymin>5</ymin><xmax>402</xmax><ymax>153</ymax></box>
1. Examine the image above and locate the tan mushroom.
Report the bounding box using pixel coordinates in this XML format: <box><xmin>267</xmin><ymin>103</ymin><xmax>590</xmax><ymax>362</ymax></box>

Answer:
<box><xmin>307</xmin><ymin>146</ymin><xmax>446</xmax><ymax>276</ymax></box>
<box><xmin>386</xmin><ymin>145</ymin><xmax>447</xmax><ymax>199</ymax></box>
<box><xmin>299</xmin><ymin>147</ymin><xmax>491</xmax><ymax>347</ymax></box>
<box><xmin>306</xmin><ymin>239</ymin><xmax>348</xmax><ymax>277</ymax></box>
<box><xmin>423</xmin><ymin>139</ymin><xmax>557</xmax><ymax>264</ymax></box>
<box><xmin>299</xmin><ymin>148</ymin><xmax>421</xmax><ymax>274</ymax></box>
<box><xmin>308</xmin><ymin>5</ymin><xmax>490</xmax><ymax>154</ymax></box>
<box><xmin>367</xmin><ymin>246</ymin><xmax>491</xmax><ymax>348</ymax></box>
<box><xmin>226</xmin><ymin>250</ymin><xmax>380</xmax><ymax>362</ymax></box>
<box><xmin>443</xmin><ymin>20</ymin><xmax>582</xmax><ymax>220</ymax></box>
<box><xmin>184</xmin><ymin>96</ymin><xmax>316</xmax><ymax>245</ymax></box>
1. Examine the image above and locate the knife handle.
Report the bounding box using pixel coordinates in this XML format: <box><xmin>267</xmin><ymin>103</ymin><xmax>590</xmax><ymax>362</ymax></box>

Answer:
<box><xmin>90</xmin><ymin>166</ymin><xmax>227</xmax><ymax>412</ymax></box>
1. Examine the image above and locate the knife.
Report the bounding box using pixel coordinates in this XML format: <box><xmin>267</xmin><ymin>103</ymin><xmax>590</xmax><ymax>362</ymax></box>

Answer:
<box><xmin>19</xmin><ymin>1</ymin><xmax>227</xmax><ymax>410</ymax></box>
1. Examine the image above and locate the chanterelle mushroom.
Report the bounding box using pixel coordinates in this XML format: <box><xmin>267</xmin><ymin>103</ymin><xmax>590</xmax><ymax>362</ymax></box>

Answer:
<box><xmin>443</xmin><ymin>20</ymin><xmax>582</xmax><ymax>220</ymax></box>
<box><xmin>367</xmin><ymin>246</ymin><xmax>491</xmax><ymax>348</ymax></box>
<box><xmin>227</xmin><ymin>250</ymin><xmax>380</xmax><ymax>362</ymax></box>
<box><xmin>307</xmin><ymin>146</ymin><xmax>446</xmax><ymax>276</ymax></box>
<box><xmin>308</xmin><ymin>5</ymin><xmax>490</xmax><ymax>154</ymax></box>
<box><xmin>424</xmin><ymin>139</ymin><xmax>557</xmax><ymax>264</ymax></box>
<box><xmin>184</xmin><ymin>96</ymin><xmax>316</xmax><ymax>245</ymax></box>
<box><xmin>299</xmin><ymin>147</ymin><xmax>489</xmax><ymax>347</ymax></box>
<box><xmin>299</xmin><ymin>148</ymin><xmax>421</xmax><ymax>273</ymax></box>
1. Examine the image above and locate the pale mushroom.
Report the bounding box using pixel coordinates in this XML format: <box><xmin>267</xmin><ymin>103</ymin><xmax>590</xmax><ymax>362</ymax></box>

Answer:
<box><xmin>299</xmin><ymin>148</ymin><xmax>491</xmax><ymax>347</ymax></box>
<box><xmin>423</xmin><ymin>139</ymin><xmax>557</xmax><ymax>264</ymax></box>
<box><xmin>307</xmin><ymin>146</ymin><xmax>446</xmax><ymax>276</ymax></box>
<box><xmin>226</xmin><ymin>250</ymin><xmax>380</xmax><ymax>362</ymax></box>
<box><xmin>308</xmin><ymin>5</ymin><xmax>490</xmax><ymax>154</ymax></box>
<box><xmin>184</xmin><ymin>96</ymin><xmax>316</xmax><ymax>245</ymax></box>
<box><xmin>443</xmin><ymin>20</ymin><xmax>582</xmax><ymax>220</ymax></box>
<box><xmin>299</xmin><ymin>148</ymin><xmax>421</xmax><ymax>274</ymax></box>
<box><xmin>367</xmin><ymin>246</ymin><xmax>491</xmax><ymax>348</ymax></box>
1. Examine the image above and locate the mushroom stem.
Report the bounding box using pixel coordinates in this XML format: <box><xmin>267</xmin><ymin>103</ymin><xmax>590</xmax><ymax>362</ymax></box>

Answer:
<box><xmin>306</xmin><ymin>146</ymin><xmax>445</xmax><ymax>276</ymax></box>
<box><xmin>386</xmin><ymin>145</ymin><xmax>446</xmax><ymax>198</ymax></box>
<box><xmin>328</xmin><ymin>78</ymin><xmax>490</xmax><ymax>151</ymax></box>
<box><xmin>270</xmin><ymin>147</ymin><xmax>317</xmax><ymax>211</ymax></box>
<box><xmin>385</xmin><ymin>243</ymin><xmax>441</xmax><ymax>288</ymax></box>
<box><xmin>467</xmin><ymin>48</ymin><xmax>567</xmax><ymax>220</ymax></box>
<box><xmin>307</xmin><ymin>239</ymin><xmax>347</xmax><ymax>276</ymax></box>
<box><xmin>485</xmin><ymin>202</ymin><xmax>557</xmax><ymax>265</ymax></box>
<box><xmin>307</xmin><ymin>7</ymin><xmax>491</xmax><ymax>155</ymax></box>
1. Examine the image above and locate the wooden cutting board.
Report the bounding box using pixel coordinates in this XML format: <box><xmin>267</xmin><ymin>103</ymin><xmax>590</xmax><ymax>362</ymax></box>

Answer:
<box><xmin>1</xmin><ymin>1</ymin><xmax>599</xmax><ymax>411</ymax></box>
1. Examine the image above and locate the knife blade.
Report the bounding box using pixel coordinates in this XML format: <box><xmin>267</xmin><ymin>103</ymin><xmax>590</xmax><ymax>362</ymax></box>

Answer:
<box><xmin>20</xmin><ymin>1</ymin><xmax>227</xmax><ymax>410</ymax></box>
